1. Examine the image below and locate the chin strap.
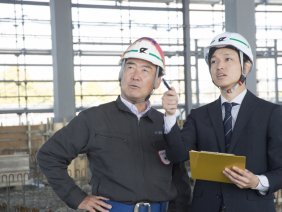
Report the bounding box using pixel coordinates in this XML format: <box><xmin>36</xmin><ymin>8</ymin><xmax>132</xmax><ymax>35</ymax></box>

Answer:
<box><xmin>213</xmin><ymin>51</ymin><xmax>249</xmax><ymax>94</ymax></box>
<box><xmin>119</xmin><ymin>61</ymin><xmax>159</xmax><ymax>104</ymax></box>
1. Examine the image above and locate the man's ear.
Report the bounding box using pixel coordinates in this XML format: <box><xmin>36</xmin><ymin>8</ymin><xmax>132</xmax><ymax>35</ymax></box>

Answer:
<box><xmin>243</xmin><ymin>61</ymin><xmax>252</xmax><ymax>74</ymax></box>
<box><xmin>155</xmin><ymin>77</ymin><xmax>162</xmax><ymax>89</ymax></box>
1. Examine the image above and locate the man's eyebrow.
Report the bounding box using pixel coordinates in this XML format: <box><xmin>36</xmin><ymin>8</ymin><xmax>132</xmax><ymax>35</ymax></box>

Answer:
<box><xmin>126</xmin><ymin>62</ymin><xmax>136</xmax><ymax>65</ymax></box>
<box><xmin>126</xmin><ymin>62</ymin><xmax>152</xmax><ymax>69</ymax></box>
<box><xmin>142</xmin><ymin>65</ymin><xmax>152</xmax><ymax>69</ymax></box>
<box><xmin>211</xmin><ymin>53</ymin><xmax>233</xmax><ymax>58</ymax></box>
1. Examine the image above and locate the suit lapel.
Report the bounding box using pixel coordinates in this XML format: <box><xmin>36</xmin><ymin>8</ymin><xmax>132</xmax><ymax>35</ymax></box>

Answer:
<box><xmin>208</xmin><ymin>98</ymin><xmax>226</xmax><ymax>153</ymax></box>
<box><xmin>227</xmin><ymin>90</ymin><xmax>259</xmax><ymax>153</ymax></box>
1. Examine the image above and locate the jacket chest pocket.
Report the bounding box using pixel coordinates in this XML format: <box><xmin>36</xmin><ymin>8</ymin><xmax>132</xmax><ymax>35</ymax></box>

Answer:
<box><xmin>96</xmin><ymin>134</ymin><xmax>128</xmax><ymax>143</ymax></box>
<box><xmin>93</xmin><ymin>132</ymin><xmax>130</xmax><ymax>153</ymax></box>
<box><xmin>152</xmin><ymin>141</ymin><xmax>165</xmax><ymax>150</ymax></box>
<box><xmin>147</xmin><ymin>135</ymin><xmax>165</xmax><ymax>152</ymax></box>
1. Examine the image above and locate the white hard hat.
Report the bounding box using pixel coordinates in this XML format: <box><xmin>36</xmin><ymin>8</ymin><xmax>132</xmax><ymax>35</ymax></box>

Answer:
<box><xmin>204</xmin><ymin>32</ymin><xmax>254</xmax><ymax>94</ymax></box>
<box><xmin>118</xmin><ymin>37</ymin><xmax>165</xmax><ymax>80</ymax></box>
<box><xmin>118</xmin><ymin>37</ymin><xmax>165</xmax><ymax>104</ymax></box>
<box><xmin>204</xmin><ymin>32</ymin><xmax>254</xmax><ymax>72</ymax></box>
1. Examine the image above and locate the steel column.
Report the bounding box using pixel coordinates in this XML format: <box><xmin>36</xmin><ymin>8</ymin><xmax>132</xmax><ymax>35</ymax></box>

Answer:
<box><xmin>50</xmin><ymin>0</ymin><xmax>76</xmax><ymax>122</ymax></box>
<box><xmin>225</xmin><ymin>0</ymin><xmax>257</xmax><ymax>95</ymax></box>
<box><xmin>182</xmin><ymin>0</ymin><xmax>193</xmax><ymax>116</ymax></box>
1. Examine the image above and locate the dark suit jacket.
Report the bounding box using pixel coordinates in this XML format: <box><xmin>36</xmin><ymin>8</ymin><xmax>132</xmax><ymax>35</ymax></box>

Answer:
<box><xmin>164</xmin><ymin>90</ymin><xmax>282</xmax><ymax>212</ymax></box>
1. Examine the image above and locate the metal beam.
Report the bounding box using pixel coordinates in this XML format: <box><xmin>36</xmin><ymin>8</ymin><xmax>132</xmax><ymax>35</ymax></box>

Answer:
<box><xmin>225</xmin><ymin>0</ymin><xmax>257</xmax><ymax>95</ymax></box>
<box><xmin>75</xmin><ymin>79</ymin><xmax>184</xmax><ymax>82</ymax></box>
<box><xmin>74</xmin><ymin>64</ymin><xmax>183</xmax><ymax>67</ymax></box>
<box><xmin>0</xmin><ymin>80</ymin><xmax>53</xmax><ymax>83</ymax></box>
<box><xmin>0</xmin><ymin>108</ymin><xmax>53</xmax><ymax>114</ymax></box>
<box><xmin>0</xmin><ymin>96</ymin><xmax>52</xmax><ymax>98</ymax></box>
<box><xmin>0</xmin><ymin>0</ymin><xmax>49</xmax><ymax>6</ymax></box>
<box><xmin>72</xmin><ymin>3</ymin><xmax>182</xmax><ymax>11</ymax></box>
<box><xmin>0</xmin><ymin>64</ymin><xmax>52</xmax><ymax>66</ymax></box>
<box><xmin>0</xmin><ymin>104</ymin><xmax>186</xmax><ymax>114</ymax></box>
<box><xmin>183</xmin><ymin>0</ymin><xmax>193</xmax><ymax>116</ymax></box>
<box><xmin>0</xmin><ymin>49</ymin><xmax>184</xmax><ymax>56</ymax></box>
<box><xmin>2</xmin><ymin>0</ymin><xmax>282</xmax><ymax>7</ymax></box>
<box><xmin>50</xmin><ymin>0</ymin><xmax>76</xmax><ymax>123</ymax></box>
<box><xmin>74</xmin><ymin>42</ymin><xmax>184</xmax><ymax>46</ymax></box>
<box><xmin>0</xmin><ymin>49</ymin><xmax>51</xmax><ymax>55</ymax></box>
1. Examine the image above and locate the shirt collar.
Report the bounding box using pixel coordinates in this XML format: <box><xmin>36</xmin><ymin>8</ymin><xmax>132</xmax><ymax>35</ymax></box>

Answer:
<box><xmin>120</xmin><ymin>95</ymin><xmax>151</xmax><ymax>117</ymax></box>
<box><xmin>221</xmin><ymin>89</ymin><xmax>247</xmax><ymax>105</ymax></box>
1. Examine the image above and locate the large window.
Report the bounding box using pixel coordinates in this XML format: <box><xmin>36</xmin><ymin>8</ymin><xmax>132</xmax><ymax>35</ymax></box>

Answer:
<box><xmin>0</xmin><ymin>1</ymin><xmax>52</xmax><ymax>125</ymax></box>
<box><xmin>71</xmin><ymin>0</ymin><xmax>185</xmax><ymax>110</ymax></box>
<box><xmin>190</xmin><ymin>3</ymin><xmax>225</xmax><ymax>107</ymax></box>
<box><xmin>1</xmin><ymin>0</ymin><xmax>282</xmax><ymax>126</ymax></box>
<box><xmin>256</xmin><ymin>4</ymin><xmax>282</xmax><ymax>103</ymax></box>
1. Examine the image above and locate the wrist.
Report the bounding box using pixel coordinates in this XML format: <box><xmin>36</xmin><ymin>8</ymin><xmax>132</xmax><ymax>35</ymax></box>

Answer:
<box><xmin>252</xmin><ymin>176</ymin><xmax>260</xmax><ymax>189</ymax></box>
<box><xmin>165</xmin><ymin>111</ymin><xmax>176</xmax><ymax>117</ymax></box>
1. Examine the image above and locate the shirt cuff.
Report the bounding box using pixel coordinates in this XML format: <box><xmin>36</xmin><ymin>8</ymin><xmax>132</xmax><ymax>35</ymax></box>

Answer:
<box><xmin>252</xmin><ymin>175</ymin><xmax>270</xmax><ymax>195</ymax></box>
<box><xmin>164</xmin><ymin>114</ymin><xmax>177</xmax><ymax>134</ymax></box>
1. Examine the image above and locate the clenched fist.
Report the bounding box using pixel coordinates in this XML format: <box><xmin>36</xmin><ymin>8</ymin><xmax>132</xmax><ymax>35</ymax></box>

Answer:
<box><xmin>162</xmin><ymin>86</ymin><xmax>178</xmax><ymax>117</ymax></box>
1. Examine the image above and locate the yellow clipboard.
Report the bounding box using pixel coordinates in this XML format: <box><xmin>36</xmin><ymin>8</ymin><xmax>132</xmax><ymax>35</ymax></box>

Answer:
<box><xmin>189</xmin><ymin>150</ymin><xmax>246</xmax><ymax>184</ymax></box>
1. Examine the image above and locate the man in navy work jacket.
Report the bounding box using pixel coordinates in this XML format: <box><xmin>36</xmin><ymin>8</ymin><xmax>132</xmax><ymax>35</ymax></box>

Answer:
<box><xmin>162</xmin><ymin>32</ymin><xmax>282</xmax><ymax>212</ymax></box>
<box><xmin>36</xmin><ymin>37</ymin><xmax>191</xmax><ymax>212</ymax></box>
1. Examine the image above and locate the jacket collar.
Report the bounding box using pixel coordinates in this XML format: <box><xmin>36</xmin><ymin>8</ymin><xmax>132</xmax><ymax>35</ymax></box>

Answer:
<box><xmin>208</xmin><ymin>97</ymin><xmax>226</xmax><ymax>153</ymax></box>
<box><xmin>116</xmin><ymin>96</ymin><xmax>158</xmax><ymax>123</ymax></box>
<box><xmin>207</xmin><ymin>90</ymin><xmax>259</xmax><ymax>153</ymax></box>
<box><xmin>227</xmin><ymin>90</ymin><xmax>259</xmax><ymax>153</ymax></box>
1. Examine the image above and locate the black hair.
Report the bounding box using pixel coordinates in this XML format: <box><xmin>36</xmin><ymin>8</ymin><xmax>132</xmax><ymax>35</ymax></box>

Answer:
<box><xmin>208</xmin><ymin>45</ymin><xmax>250</xmax><ymax>68</ymax></box>
<box><xmin>158</xmin><ymin>67</ymin><xmax>164</xmax><ymax>77</ymax></box>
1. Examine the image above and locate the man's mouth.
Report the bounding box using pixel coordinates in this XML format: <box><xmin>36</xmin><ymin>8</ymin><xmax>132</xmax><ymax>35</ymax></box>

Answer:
<box><xmin>129</xmin><ymin>84</ymin><xmax>139</xmax><ymax>88</ymax></box>
<box><xmin>217</xmin><ymin>73</ymin><xmax>226</xmax><ymax>78</ymax></box>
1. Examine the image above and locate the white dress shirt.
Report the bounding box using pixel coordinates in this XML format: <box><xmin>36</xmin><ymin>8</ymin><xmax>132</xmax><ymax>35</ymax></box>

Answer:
<box><xmin>120</xmin><ymin>95</ymin><xmax>151</xmax><ymax>118</ymax></box>
<box><xmin>163</xmin><ymin>89</ymin><xmax>269</xmax><ymax>194</ymax></box>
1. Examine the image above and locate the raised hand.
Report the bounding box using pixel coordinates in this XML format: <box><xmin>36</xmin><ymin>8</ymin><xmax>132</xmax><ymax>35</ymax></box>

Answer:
<box><xmin>162</xmin><ymin>86</ymin><xmax>178</xmax><ymax>117</ymax></box>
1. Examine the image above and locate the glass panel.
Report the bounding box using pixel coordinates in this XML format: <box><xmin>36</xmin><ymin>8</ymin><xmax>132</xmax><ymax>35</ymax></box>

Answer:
<box><xmin>278</xmin><ymin>65</ymin><xmax>282</xmax><ymax>79</ymax></box>
<box><xmin>257</xmin><ymin>58</ymin><xmax>276</xmax><ymax>102</ymax></box>
<box><xmin>26</xmin><ymin>82</ymin><xmax>53</xmax><ymax>96</ymax></box>
<box><xmin>0</xmin><ymin>2</ymin><xmax>52</xmax><ymax>115</ymax></box>
<box><xmin>72</xmin><ymin>1</ymin><xmax>184</xmax><ymax>107</ymax></box>
<box><xmin>25</xmin><ymin>66</ymin><xmax>53</xmax><ymax>80</ymax></box>
<box><xmin>74</xmin><ymin>67</ymin><xmax>119</xmax><ymax>81</ymax></box>
<box><xmin>27</xmin><ymin>96</ymin><xmax>53</xmax><ymax>106</ymax></box>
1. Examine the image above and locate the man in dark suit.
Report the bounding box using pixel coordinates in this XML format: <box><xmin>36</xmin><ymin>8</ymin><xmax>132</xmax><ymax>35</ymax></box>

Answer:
<box><xmin>162</xmin><ymin>32</ymin><xmax>282</xmax><ymax>212</ymax></box>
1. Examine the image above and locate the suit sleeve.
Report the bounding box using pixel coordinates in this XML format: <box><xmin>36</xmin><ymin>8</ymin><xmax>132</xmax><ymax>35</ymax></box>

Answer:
<box><xmin>36</xmin><ymin>112</ymin><xmax>90</xmax><ymax>209</ymax></box>
<box><xmin>263</xmin><ymin>105</ymin><xmax>282</xmax><ymax>194</ymax></box>
<box><xmin>164</xmin><ymin>109</ymin><xmax>198</xmax><ymax>163</ymax></box>
<box><xmin>167</xmin><ymin>162</ymin><xmax>191</xmax><ymax>212</ymax></box>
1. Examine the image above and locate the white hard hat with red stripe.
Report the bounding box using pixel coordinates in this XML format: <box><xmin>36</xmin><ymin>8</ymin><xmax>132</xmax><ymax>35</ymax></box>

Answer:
<box><xmin>204</xmin><ymin>32</ymin><xmax>254</xmax><ymax>93</ymax></box>
<box><xmin>118</xmin><ymin>37</ymin><xmax>165</xmax><ymax>104</ymax></box>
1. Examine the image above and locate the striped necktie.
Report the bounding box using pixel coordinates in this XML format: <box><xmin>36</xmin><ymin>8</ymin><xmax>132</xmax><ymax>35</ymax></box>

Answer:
<box><xmin>223</xmin><ymin>102</ymin><xmax>238</xmax><ymax>151</ymax></box>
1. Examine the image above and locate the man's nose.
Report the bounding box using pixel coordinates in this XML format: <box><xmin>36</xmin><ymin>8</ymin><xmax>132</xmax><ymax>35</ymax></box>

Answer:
<box><xmin>131</xmin><ymin>69</ymin><xmax>141</xmax><ymax>80</ymax></box>
<box><xmin>217</xmin><ymin>60</ymin><xmax>225</xmax><ymax>70</ymax></box>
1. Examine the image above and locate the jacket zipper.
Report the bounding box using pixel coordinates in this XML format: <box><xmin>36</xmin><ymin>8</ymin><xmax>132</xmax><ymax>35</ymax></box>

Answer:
<box><xmin>95</xmin><ymin>134</ymin><xmax>128</xmax><ymax>143</ymax></box>
<box><xmin>137</xmin><ymin>117</ymin><xmax>147</xmax><ymax>201</ymax></box>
